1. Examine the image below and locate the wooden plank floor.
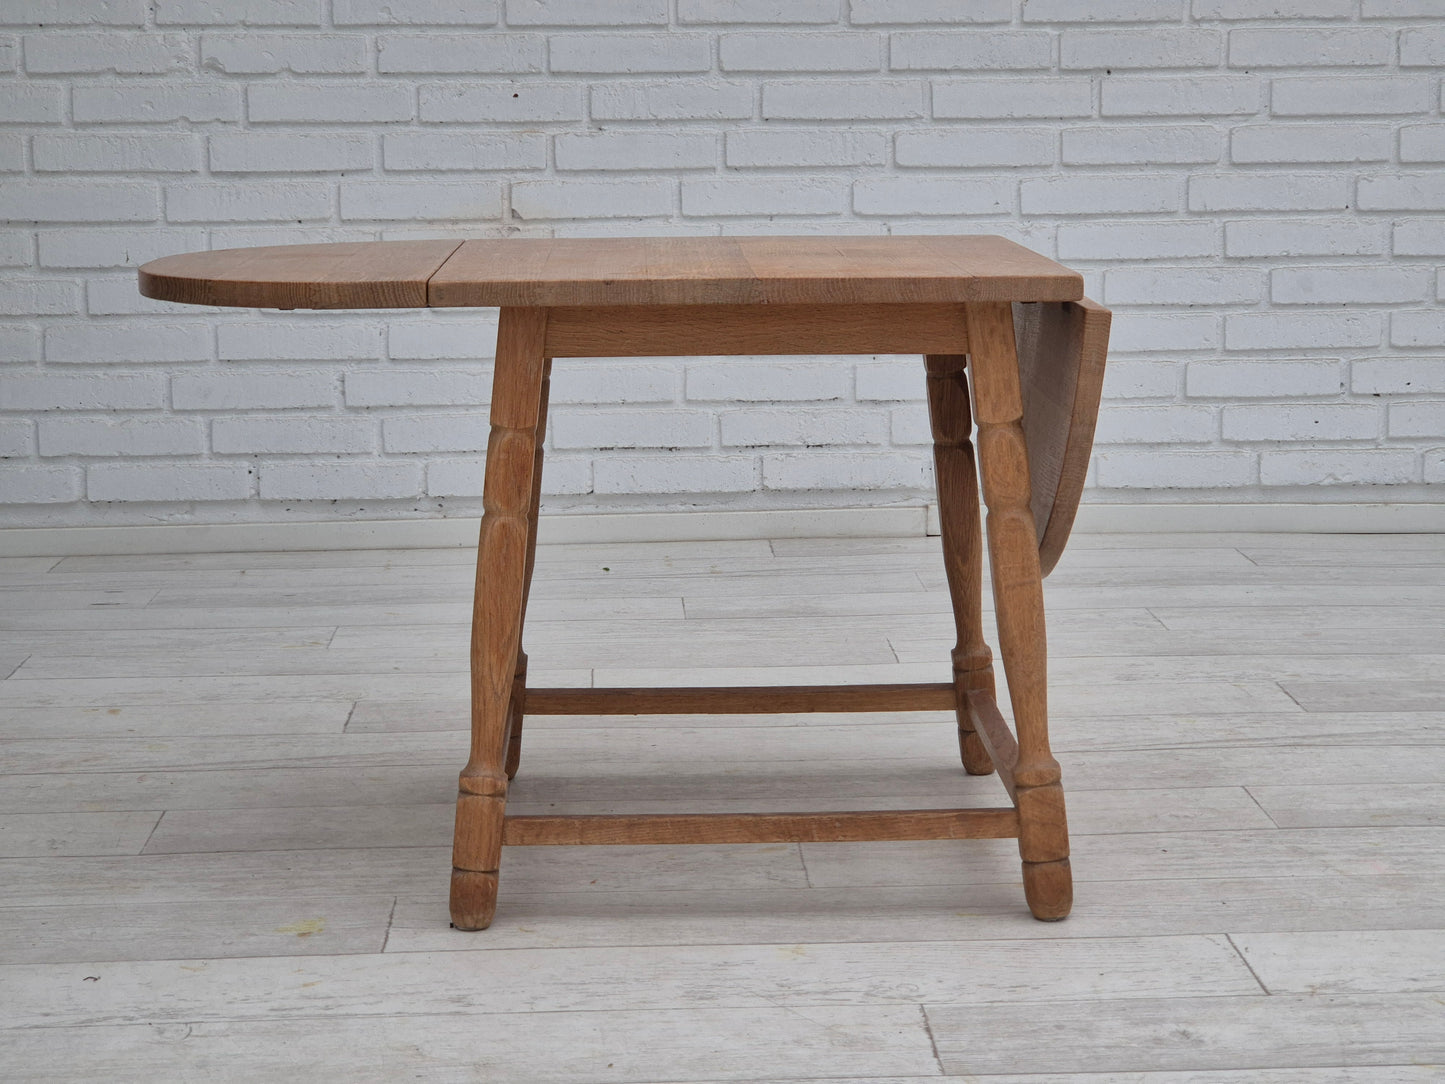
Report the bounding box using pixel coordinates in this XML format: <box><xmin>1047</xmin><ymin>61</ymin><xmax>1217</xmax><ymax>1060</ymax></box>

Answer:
<box><xmin>1</xmin><ymin>530</ymin><xmax>1442</xmax><ymax>1082</ymax></box>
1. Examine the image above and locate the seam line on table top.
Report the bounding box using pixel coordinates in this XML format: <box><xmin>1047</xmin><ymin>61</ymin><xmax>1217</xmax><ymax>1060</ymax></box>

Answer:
<box><xmin>423</xmin><ymin>240</ymin><xmax>468</xmax><ymax>309</ymax></box>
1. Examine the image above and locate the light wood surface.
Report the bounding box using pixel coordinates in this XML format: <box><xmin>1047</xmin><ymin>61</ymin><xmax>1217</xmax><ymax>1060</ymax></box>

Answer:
<box><xmin>524</xmin><ymin>683</ymin><xmax>956</xmax><ymax>715</ymax></box>
<box><xmin>543</xmin><ymin>301</ymin><xmax>971</xmax><ymax>356</ymax></box>
<box><xmin>969</xmin><ymin>691</ymin><xmax>1021</xmax><ymax>801</ymax></box>
<box><xmin>1014</xmin><ymin>297</ymin><xmax>1112</xmax><ymax>576</ymax></box>
<box><xmin>503</xmin><ymin>354</ymin><xmax>551</xmax><ymax>782</ymax></box>
<box><xmin>2</xmin><ymin>532</ymin><xmax>1441</xmax><ymax>1079</ymax></box>
<box><xmin>431</xmin><ymin>234</ymin><xmax>1083</xmax><ymax>307</ymax></box>
<box><xmin>137</xmin><ymin>239</ymin><xmax>462</xmax><ymax>309</ymax></box>
<box><xmin>501</xmin><ymin>807</ymin><xmax>1020</xmax><ymax>845</ymax></box>
<box><xmin>139</xmin><ymin>235</ymin><xmax>1082</xmax><ymax>310</ymax></box>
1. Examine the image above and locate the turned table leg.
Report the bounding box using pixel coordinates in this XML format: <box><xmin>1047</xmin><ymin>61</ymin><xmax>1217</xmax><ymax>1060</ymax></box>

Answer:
<box><xmin>504</xmin><ymin>356</ymin><xmax>552</xmax><ymax>782</ymax></box>
<box><xmin>963</xmin><ymin>302</ymin><xmax>1072</xmax><ymax>921</ymax></box>
<box><xmin>451</xmin><ymin>307</ymin><xmax>550</xmax><ymax>931</ymax></box>
<box><xmin>925</xmin><ymin>354</ymin><xmax>996</xmax><ymax>776</ymax></box>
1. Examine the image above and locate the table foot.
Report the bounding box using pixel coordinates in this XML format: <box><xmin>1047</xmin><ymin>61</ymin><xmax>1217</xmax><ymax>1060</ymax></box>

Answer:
<box><xmin>450</xmin><ymin>869</ymin><xmax>499</xmax><ymax>931</ymax></box>
<box><xmin>960</xmin><ymin>735</ymin><xmax>994</xmax><ymax>776</ymax></box>
<box><xmin>953</xmin><ymin>652</ymin><xmax>997</xmax><ymax>777</ymax></box>
<box><xmin>451</xmin><ymin>781</ymin><xmax>505</xmax><ymax>929</ymax></box>
<box><xmin>959</xmin><ymin>730</ymin><xmax>994</xmax><ymax>775</ymax></box>
<box><xmin>1022</xmin><ymin>857</ymin><xmax>1072</xmax><ymax>921</ymax></box>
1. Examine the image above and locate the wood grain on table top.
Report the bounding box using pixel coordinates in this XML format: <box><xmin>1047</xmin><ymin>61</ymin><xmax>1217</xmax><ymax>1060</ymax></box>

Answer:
<box><xmin>139</xmin><ymin>235</ymin><xmax>1084</xmax><ymax>309</ymax></box>
<box><xmin>137</xmin><ymin>240</ymin><xmax>464</xmax><ymax>310</ymax></box>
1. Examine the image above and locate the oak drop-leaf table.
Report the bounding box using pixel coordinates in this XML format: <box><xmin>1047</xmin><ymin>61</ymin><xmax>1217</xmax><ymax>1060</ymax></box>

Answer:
<box><xmin>140</xmin><ymin>235</ymin><xmax>1111</xmax><ymax>930</ymax></box>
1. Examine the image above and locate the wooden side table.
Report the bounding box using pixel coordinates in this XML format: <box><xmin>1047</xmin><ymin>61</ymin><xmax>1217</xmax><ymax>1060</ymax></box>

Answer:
<box><xmin>141</xmin><ymin>235</ymin><xmax>1111</xmax><ymax>930</ymax></box>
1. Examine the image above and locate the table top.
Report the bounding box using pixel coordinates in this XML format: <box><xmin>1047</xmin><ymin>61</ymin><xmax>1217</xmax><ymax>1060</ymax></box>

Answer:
<box><xmin>138</xmin><ymin>235</ymin><xmax>1084</xmax><ymax>310</ymax></box>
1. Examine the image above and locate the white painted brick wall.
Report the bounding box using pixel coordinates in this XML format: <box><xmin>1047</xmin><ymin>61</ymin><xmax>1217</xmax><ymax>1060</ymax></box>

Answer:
<box><xmin>1</xmin><ymin>2</ymin><xmax>1441</xmax><ymax>527</ymax></box>
<box><xmin>0</xmin><ymin>464</ymin><xmax>82</xmax><ymax>503</ymax></box>
<box><xmin>257</xmin><ymin>460</ymin><xmax>423</xmax><ymax>501</ymax></box>
<box><xmin>1187</xmin><ymin>359</ymin><xmax>1343</xmax><ymax>399</ymax></box>
<box><xmin>86</xmin><ymin>461</ymin><xmax>251</xmax><ymax>502</ymax></box>
<box><xmin>209</xmin><ymin>133</ymin><xmax>373</xmax><ymax>173</ymax></box>
<box><xmin>72</xmin><ymin>83</ymin><xmax>240</xmax><ymax>123</ymax></box>
<box><xmin>594</xmin><ymin>454</ymin><xmax>755</xmax><ymax>495</ymax></box>
<box><xmin>170</xmin><ymin>370</ymin><xmax>338</xmax><ymax>410</ymax></box>
<box><xmin>551</xmin><ymin>408</ymin><xmax>714</xmax><ymax>449</ymax></box>
<box><xmin>1261</xmin><ymin>448</ymin><xmax>1418</xmax><ymax>486</ymax></box>
<box><xmin>38</xmin><ymin>416</ymin><xmax>204</xmax><ymax>457</ymax></box>
<box><xmin>1223</xmin><ymin>403</ymin><xmax>1382</xmax><ymax>442</ymax></box>
<box><xmin>763</xmin><ymin>450</ymin><xmax>931</xmax><ymax>490</ymax></box>
<box><xmin>0</xmin><ymin>421</ymin><xmax>33</xmax><ymax>460</ymax></box>
<box><xmin>382</xmin><ymin>412</ymin><xmax>489</xmax><ymax>453</ymax></box>
<box><xmin>1392</xmin><ymin>311</ymin><xmax>1445</xmax><ymax>347</ymax></box>
<box><xmin>330</xmin><ymin>1</ymin><xmax>501</xmax><ymax>27</ymax></box>
<box><xmin>210</xmin><ymin>415</ymin><xmax>376</xmax><ymax>455</ymax></box>
<box><xmin>1094</xmin><ymin>405</ymin><xmax>1217</xmax><ymax>444</ymax></box>
<box><xmin>376</xmin><ymin>33</ymin><xmax>544</xmax><ymax>74</ymax></box>
<box><xmin>720</xmin><ymin>407</ymin><xmax>888</xmax><ymax>447</ymax></box>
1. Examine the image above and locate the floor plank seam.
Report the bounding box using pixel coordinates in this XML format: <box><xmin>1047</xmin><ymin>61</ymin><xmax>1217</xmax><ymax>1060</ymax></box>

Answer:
<box><xmin>1241</xmin><ymin>785</ymin><xmax>1283</xmax><ymax>830</ymax></box>
<box><xmin>917</xmin><ymin>1002</ymin><xmax>947</xmax><ymax>1076</ymax></box>
<box><xmin>794</xmin><ymin>842</ymin><xmax>817</xmax><ymax>889</ymax></box>
<box><xmin>135</xmin><ymin>810</ymin><xmax>165</xmax><ymax>856</ymax></box>
<box><xmin>1276</xmin><ymin>683</ymin><xmax>1309</xmax><ymax>711</ymax></box>
<box><xmin>1141</xmin><ymin>608</ymin><xmax>1171</xmax><ymax>630</ymax></box>
<box><xmin>379</xmin><ymin>895</ymin><xmax>398</xmax><ymax>953</ymax></box>
<box><xmin>1225</xmin><ymin>933</ymin><xmax>1273</xmax><ymax>996</ymax></box>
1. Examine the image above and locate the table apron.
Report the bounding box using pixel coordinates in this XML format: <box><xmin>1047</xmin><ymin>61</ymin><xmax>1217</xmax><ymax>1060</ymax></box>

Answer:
<box><xmin>541</xmin><ymin>302</ymin><xmax>971</xmax><ymax>358</ymax></box>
